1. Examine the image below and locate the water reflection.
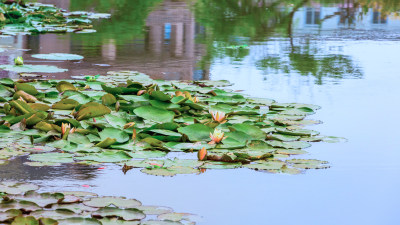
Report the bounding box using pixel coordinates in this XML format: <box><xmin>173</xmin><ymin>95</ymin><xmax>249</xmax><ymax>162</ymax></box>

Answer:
<box><xmin>1</xmin><ymin>0</ymin><xmax>400</xmax><ymax>83</ymax></box>
<box><xmin>0</xmin><ymin>156</ymin><xmax>98</xmax><ymax>181</ymax></box>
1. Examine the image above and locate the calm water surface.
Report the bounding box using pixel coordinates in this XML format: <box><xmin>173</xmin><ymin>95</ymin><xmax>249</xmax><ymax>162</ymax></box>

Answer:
<box><xmin>1</xmin><ymin>1</ymin><xmax>400</xmax><ymax>224</ymax></box>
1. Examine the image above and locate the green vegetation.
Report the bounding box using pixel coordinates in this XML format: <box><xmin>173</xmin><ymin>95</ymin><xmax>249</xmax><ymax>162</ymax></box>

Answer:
<box><xmin>0</xmin><ymin>1</ymin><xmax>110</xmax><ymax>35</ymax></box>
<box><xmin>0</xmin><ymin>181</ymin><xmax>198</xmax><ymax>224</ymax></box>
<box><xmin>0</xmin><ymin>71</ymin><xmax>343</xmax><ymax>176</ymax></box>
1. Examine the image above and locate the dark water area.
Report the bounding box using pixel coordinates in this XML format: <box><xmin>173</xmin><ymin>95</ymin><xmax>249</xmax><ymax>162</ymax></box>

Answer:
<box><xmin>1</xmin><ymin>0</ymin><xmax>400</xmax><ymax>224</ymax></box>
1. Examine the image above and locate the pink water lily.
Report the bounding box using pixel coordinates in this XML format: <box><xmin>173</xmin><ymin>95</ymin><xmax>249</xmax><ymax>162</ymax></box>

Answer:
<box><xmin>198</xmin><ymin>147</ymin><xmax>207</xmax><ymax>161</ymax></box>
<box><xmin>209</xmin><ymin>128</ymin><xmax>226</xmax><ymax>144</ymax></box>
<box><xmin>209</xmin><ymin>110</ymin><xmax>227</xmax><ymax>123</ymax></box>
<box><xmin>191</xmin><ymin>96</ymin><xmax>199</xmax><ymax>103</ymax></box>
<box><xmin>61</xmin><ymin>123</ymin><xmax>71</xmax><ymax>135</ymax></box>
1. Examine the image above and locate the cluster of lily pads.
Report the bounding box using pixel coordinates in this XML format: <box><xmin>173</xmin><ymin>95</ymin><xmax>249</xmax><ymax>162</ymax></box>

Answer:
<box><xmin>0</xmin><ymin>70</ymin><xmax>342</xmax><ymax>176</ymax></box>
<box><xmin>0</xmin><ymin>181</ymin><xmax>198</xmax><ymax>224</ymax></box>
<box><xmin>0</xmin><ymin>1</ymin><xmax>110</xmax><ymax>36</ymax></box>
<box><xmin>0</xmin><ymin>53</ymin><xmax>85</xmax><ymax>74</ymax></box>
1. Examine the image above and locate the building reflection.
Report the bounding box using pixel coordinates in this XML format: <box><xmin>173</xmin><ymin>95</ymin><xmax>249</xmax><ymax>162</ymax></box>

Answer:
<box><xmin>0</xmin><ymin>0</ymin><xmax>399</xmax><ymax>81</ymax></box>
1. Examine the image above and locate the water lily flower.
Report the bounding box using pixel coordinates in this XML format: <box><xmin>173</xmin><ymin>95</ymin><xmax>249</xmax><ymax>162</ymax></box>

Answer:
<box><xmin>209</xmin><ymin>128</ymin><xmax>226</xmax><ymax>144</ymax></box>
<box><xmin>70</xmin><ymin>127</ymin><xmax>76</xmax><ymax>134</ymax></box>
<box><xmin>190</xmin><ymin>96</ymin><xmax>199</xmax><ymax>103</ymax></box>
<box><xmin>61</xmin><ymin>123</ymin><xmax>71</xmax><ymax>135</ymax></box>
<box><xmin>14</xmin><ymin>56</ymin><xmax>23</xmax><ymax>66</ymax></box>
<box><xmin>148</xmin><ymin>162</ymin><xmax>163</xmax><ymax>168</ymax></box>
<box><xmin>137</xmin><ymin>90</ymin><xmax>146</xmax><ymax>96</ymax></box>
<box><xmin>210</xmin><ymin>110</ymin><xmax>227</xmax><ymax>123</ymax></box>
<box><xmin>197</xmin><ymin>147</ymin><xmax>207</xmax><ymax>161</ymax></box>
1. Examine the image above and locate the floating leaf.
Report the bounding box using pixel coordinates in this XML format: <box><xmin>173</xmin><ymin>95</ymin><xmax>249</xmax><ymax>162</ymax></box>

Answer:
<box><xmin>177</xmin><ymin>124</ymin><xmax>213</xmax><ymax>142</ymax></box>
<box><xmin>286</xmin><ymin>159</ymin><xmax>330</xmax><ymax>169</ymax></box>
<box><xmin>92</xmin><ymin>207</ymin><xmax>145</xmax><ymax>221</ymax></box>
<box><xmin>231</xmin><ymin>124</ymin><xmax>265</xmax><ymax>140</ymax></box>
<box><xmin>58</xmin><ymin>218</ymin><xmax>101</xmax><ymax>225</ymax></box>
<box><xmin>134</xmin><ymin>106</ymin><xmax>175</xmax><ymax>123</ymax></box>
<box><xmin>127</xmin><ymin>151</ymin><xmax>167</xmax><ymax>159</ymax></box>
<box><xmin>31</xmin><ymin>53</ymin><xmax>84</xmax><ymax>61</ymax></box>
<box><xmin>99</xmin><ymin>128</ymin><xmax>129</xmax><ymax>144</ymax></box>
<box><xmin>75</xmin><ymin>103</ymin><xmax>111</xmax><ymax>121</ymax></box>
<box><xmin>84</xmin><ymin>197</ymin><xmax>141</xmax><ymax>208</ymax></box>
<box><xmin>244</xmin><ymin>161</ymin><xmax>285</xmax><ymax>170</ymax></box>
<box><xmin>0</xmin><ymin>65</ymin><xmax>67</xmax><ymax>73</ymax></box>
<box><xmin>56</xmin><ymin>81</ymin><xmax>77</xmax><ymax>92</ymax></box>
<box><xmin>28</xmin><ymin>153</ymin><xmax>74</xmax><ymax>163</ymax></box>
<box><xmin>0</xmin><ymin>181</ymin><xmax>39</xmax><ymax>195</ymax></box>
<box><xmin>199</xmin><ymin>161</ymin><xmax>241</xmax><ymax>169</ymax></box>
<box><xmin>76</xmin><ymin>151</ymin><xmax>132</xmax><ymax>163</ymax></box>
<box><xmin>141</xmin><ymin>166</ymin><xmax>199</xmax><ymax>177</ymax></box>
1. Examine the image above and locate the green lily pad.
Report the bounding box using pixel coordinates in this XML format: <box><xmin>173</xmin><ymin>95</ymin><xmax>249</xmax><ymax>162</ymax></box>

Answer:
<box><xmin>0</xmin><ymin>181</ymin><xmax>39</xmax><ymax>195</ymax></box>
<box><xmin>141</xmin><ymin>166</ymin><xmax>199</xmax><ymax>177</ymax></box>
<box><xmin>51</xmin><ymin>203</ymin><xmax>98</xmax><ymax>214</ymax></box>
<box><xmin>244</xmin><ymin>161</ymin><xmax>285</xmax><ymax>170</ymax></box>
<box><xmin>0</xmin><ymin>65</ymin><xmax>68</xmax><ymax>73</ymax></box>
<box><xmin>84</xmin><ymin>197</ymin><xmax>141</xmax><ymax>208</ymax></box>
<box><xmin>11</xmin><ymin>216</ymin><xmax>39</xmax><ymax>225</ymax></box>
<box><xmin>31</xmin><ymin>53</ymin><xmax>84</xmax><ymax>61</ymax></box>
<box><xmin>23</xmin><ymin>162</ymin><xmax>62</xmax><ymax>167</ymax></box>
<box><xmin>158</xmin><ymin>212</ymin><xmax>199</xmax><ymax>222</ymax></box>
<box><xmin>127</xmin><ymin>151</ymin><xmax>167</xmax><ymax>159</ymax></box>
<box><xmin>231</xmin><ymin>124</ymin><xmax>266</xmax><ymax>140</ymax></box>
<box><xmin>141</xmin><ymin>221</ymin><xmax>182</xmax><ymax>225</ymax></box>
<box><xmin>18</xmin><ymin>191</ymin><xmax>64</xmax><ymax>208</ymax></box>
<box><xmin>91</xmin><ymin>207</ymin><xmax>145</xmax><ymax>221</ymax></box>
<box><xmin>28</xmin><ymin>153</ymin><xmax>74</xmax><ymax>163</ymax></box>
<box><xmin>275</xmin><ymin>149</ymin><xmax>308</xmax><ymax>155</ymax></box>
<box><xmin>134</xmin><ymin>106</ymin><xmax>175</xmax><ymax>123</ymax></box>
<box><xmin>0</xmin><ymin>209</ymin><xmax>22</xmax><ymax>222</ymax></box>
<box><xmin>30</xmin><ymin>209</ymin><xmax>76</xmax><ymax>220</ymax></box>
<box><xmin>286</xmin><ymin>159</ymin><xmax>330</xmax><ymax>169</ymax></box>
<box><xmin>56</xmin><ymin>81</ymin><xmax>77</xmax><ymax>92</ymax></box>
<box><xmin>199</xmin><ymin>161</ymin><xmax>241</xmax><ymax>169</ymax></box>
<box><xmin>75</xmin><ymin>103</ymin><xmax>111</xmax><ymax>121</ymax></box>
<box><xmin>0</xmin><ymin>200</ymin><xmax>41</xmax><ymax>213</ymax></box>
<box><xmin>99</xmin><ymin>128</ymin><xmax>130</xmax><ymax>144</ymax></box>
<box><xmin>99</xmin><ymin>218</ymin><xmax>140</xmax><ymax>225</ymax></box>
<box><xmin>266</xmin><ymin>140</ymin><xmax>311</xmax><ymax>149</ymax></box>
<box><xmin>75</xmin><ymin>151</ymin><xmax>132</xmax><ymax>163</ymax></box>
<box><xmin>177</xmin><ymin>124</ymin><xmax>213</xmax><ymax>142</ymax></box>
<box><xmin>136</xmin><ymin>206</ymin><xmax>173</xmax><ymax>215</ymax></box>
<box><xmin>58</xmin><ymin>218</ymin><xmax>101</xmax><ymax>225</ymax></box>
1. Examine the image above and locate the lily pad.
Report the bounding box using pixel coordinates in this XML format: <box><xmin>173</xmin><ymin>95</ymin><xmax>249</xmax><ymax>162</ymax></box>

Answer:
<box><xmin>31</xmin><ymin>53</ymin><xmax>84</xmax><ymax>61</ymax></box>
<box><xmin>28</xmin><ymin>153</ymin><xmax>74</xmax><ymax>163</ymax></box>
<box><xmin>99</xmin><ymin>218</ymin><xmax>140</xmax><ymax>225</ymax></box>
<box><xmin>91</xmin><ymin>207</ymin><xmax>145</xmax><ymax>221</ymax></box>
<box><xmin>177</xmin><ymin>124</ymin><xmax>213</xmax><ymax>142</ymax></box>
<box><xmin>134</xmin><ymin>106</ymin><xmax>175</xmax><ymax>123</ymax></box>
<box><xmin>141</xmin><ymin>166</ymin><xmax>199</xmax><ymax>177</ymax></box>
<box><xmin>127</xmin><ymin>151</ymin><xmax>167</xmax><ymax>159</ymax></box>
<box><xmin>58</xmin><ymin>218</ymin><xmax>101</xmax><ymax>225</ymax></box>
<box><xmin>84</xmin><ymin>197</ymin><xmax>141</xmax><ymax>208</ymax></box>
<box><xmin>76</xmin><ymin>151</ymin><xmax>132</xmax><ymax>163</ymax></box>
<box><xmin>0</xmin><ymin>65</ymin><xmax>67</xmax><ymax>73</ymax></box>
<box><xmin>99</xmin><ymin>128</ymin><xmax>130</xmax><ymax>144</ymax></box>
<box><xmin>244</xmin><ymin>161</ymin><xmax>285</xmax><ymax>170</ymax></box>
<box><xmin>286</xmin><ymin>159</ymin><xmax>330</xmax><ymax>169</ymax></box>
<box><xmin>199</xmin><ymin>161</ymin><xmax>241</xmax><ymax>169</ymax></box>
<box><xmin>0</xmin><ymin>181</ymin><xmax>39</xmax><ymax>195</ymax></box>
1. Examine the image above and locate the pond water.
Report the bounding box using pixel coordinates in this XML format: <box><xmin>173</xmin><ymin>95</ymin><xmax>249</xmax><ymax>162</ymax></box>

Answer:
<box><xmin>1</xmin><ymin>0</ymin><xmax>400</xmax><ymax>224</ymax></box>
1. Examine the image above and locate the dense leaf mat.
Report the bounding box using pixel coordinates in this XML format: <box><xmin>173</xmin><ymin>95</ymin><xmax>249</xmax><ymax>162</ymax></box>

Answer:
<box><xmin>0</xmin><ymin>2</ymin><xmax>110</xmax><ymax>36</ymax></box>
<box><xmin>0</xmin><ymin>71</ymin><xmax>344</xmax><ymax>176</ymax></box>
<box><xmin>0</xmin><ymin>181</ymin><xmax>198</xmax><ymax>224</ymax></box>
